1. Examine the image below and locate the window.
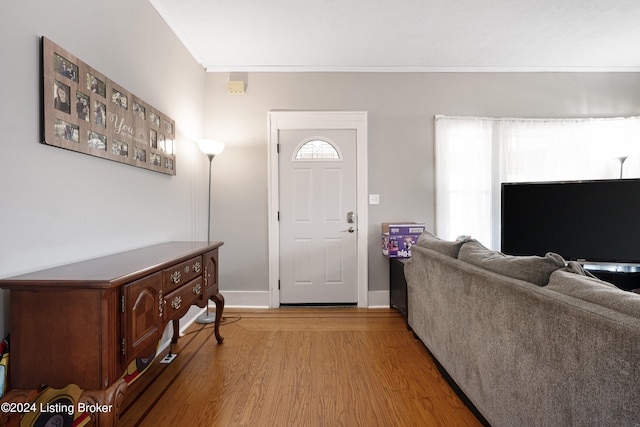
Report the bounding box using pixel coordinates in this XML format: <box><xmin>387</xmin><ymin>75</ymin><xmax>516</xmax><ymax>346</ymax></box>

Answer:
<box><xmin>435</xmin><ymin>115</ymin><xmax>640</xmax><ymax>249</ymax></box>
<box><xmin>294</xmin><ymin>139</ymin><xmax>341</xmax><ymax>160</ymax></box>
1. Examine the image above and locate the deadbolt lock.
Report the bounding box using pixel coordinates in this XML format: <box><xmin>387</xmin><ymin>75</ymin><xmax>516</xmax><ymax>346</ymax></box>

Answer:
<box><xmin>347</xmin><ymin>211</ymin><xmax>355</xmax><ymax>223</ymax></box>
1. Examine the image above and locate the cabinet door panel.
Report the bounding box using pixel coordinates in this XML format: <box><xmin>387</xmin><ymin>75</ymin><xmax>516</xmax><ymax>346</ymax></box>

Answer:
<box><xmin>124</xmin><ymin>271</ymin><xmax>162</xmax><ymax>361</ymax></box>
<box><xmin>203</xmin><ymin>249</ymin><xmax>219</xmax><ymax>298</ymax></box>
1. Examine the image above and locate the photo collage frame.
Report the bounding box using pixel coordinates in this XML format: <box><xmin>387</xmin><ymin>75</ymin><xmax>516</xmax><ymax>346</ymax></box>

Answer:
<box><xmin>42</xmin><ymin>37</ymin><xmax>176</xmax><ymax>175</ymax></box>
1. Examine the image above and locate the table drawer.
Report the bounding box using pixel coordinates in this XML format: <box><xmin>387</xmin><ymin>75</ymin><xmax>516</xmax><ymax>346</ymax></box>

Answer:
<box><xmin>163</xmin><ymin>277</ymin><xmax>203</xmax><ymax>320</ymax></box>
<box><xmin>163</xmin><ymin>255</ymin><xmax>203</xmax><ymax>293</ymax></box>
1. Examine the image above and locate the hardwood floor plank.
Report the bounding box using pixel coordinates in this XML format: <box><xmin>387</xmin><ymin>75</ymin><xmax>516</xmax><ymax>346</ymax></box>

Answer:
<box><xmin>121</xmin><ymin>309</ymin><xmax>482</xmax><ymax>427</ymax></box>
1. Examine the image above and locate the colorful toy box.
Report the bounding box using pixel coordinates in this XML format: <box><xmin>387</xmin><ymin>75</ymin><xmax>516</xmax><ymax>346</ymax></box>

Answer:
<box><xmin>382</xmin><ymin>222</ymin><xmax>426</xmax><ymax>258</ymax></box>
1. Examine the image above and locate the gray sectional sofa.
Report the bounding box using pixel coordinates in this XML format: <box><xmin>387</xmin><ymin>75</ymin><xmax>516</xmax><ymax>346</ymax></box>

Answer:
<box><xmin>405</xmin><ymin>232</ymin><xmax>640</xmax><ymax>427</ymax></box>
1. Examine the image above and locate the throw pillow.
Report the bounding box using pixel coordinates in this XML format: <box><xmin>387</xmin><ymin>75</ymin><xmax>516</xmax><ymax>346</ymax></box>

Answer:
<box><xmin>562</xmin><ymin>261</ymin><xmax>598</xmax><ymax>278</ymax></box>
<box><xmin>547</xmin><ymin>270</ymin><xmax>640</xmax><ymax>319</ymax></box>
<box><xmin>458</xmin><ymin>239</ymin><xmax>566</xmax><ymax>286</ymax></box>
<box><xmin>416</xmin><ymin>231</ymin><xmax>465</xmax><ymax>258</ymax></box>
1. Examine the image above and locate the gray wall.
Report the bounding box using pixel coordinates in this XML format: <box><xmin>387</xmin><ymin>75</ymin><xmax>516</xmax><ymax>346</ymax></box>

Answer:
<box><xmin>203</xmin><ymin>72</ymin><xmax>640</xmax><ymax>295</ymax></box>
<box><xmin>0</xmin><ymin>0</ymin><xmax>209</xmax><ymax>336</ymax></box>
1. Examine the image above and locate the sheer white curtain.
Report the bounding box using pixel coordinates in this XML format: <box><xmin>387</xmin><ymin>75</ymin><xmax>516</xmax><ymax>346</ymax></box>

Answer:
<box><xmin>435</xmin><ymin>116</ymin><xmax>494</xmax><ymax>246</ymax></box>
<box><xmin>435</xmin><ymin>115</ymin><xmax>640</xmax><ymax>249</ymax></box>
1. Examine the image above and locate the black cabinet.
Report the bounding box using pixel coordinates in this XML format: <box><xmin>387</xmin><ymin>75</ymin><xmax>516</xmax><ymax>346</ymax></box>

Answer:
<box><xmin>588</xmin><ymin>268</ymin><xmax>640</xmax><ymax>292</ymax></box>
<box><xmin>389</xmin><ymin>257</ymin><xmax>408</xmax><ymax>324</ymax></box>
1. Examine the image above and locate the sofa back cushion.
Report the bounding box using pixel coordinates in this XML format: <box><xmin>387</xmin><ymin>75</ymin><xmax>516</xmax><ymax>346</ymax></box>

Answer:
<box><xmin>547</xmin><ymin>269</ymin><xmax>640</xmax><ymax>319</ymax></box>
<box><xmin>416</xmin><ymin>231</ymin><xmax>465</xmax><ymax>258</ymax></box>
<box><xmin>458</xmin><ymin>239</ymin><xmax>565</xmax><ymax>286</ymax></box>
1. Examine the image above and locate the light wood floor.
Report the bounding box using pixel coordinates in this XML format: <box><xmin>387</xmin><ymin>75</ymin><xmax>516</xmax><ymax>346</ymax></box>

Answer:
<box><xmin>119</xmin><ymin>308</ymin><xmax>482</xmax><ymax>427</ymax></box>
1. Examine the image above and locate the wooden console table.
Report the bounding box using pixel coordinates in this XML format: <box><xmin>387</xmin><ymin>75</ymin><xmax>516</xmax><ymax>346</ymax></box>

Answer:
<box><xmin>0</xmin><ymin>241</ymin><xmax>223</xmax><ymax>426</ymax></box>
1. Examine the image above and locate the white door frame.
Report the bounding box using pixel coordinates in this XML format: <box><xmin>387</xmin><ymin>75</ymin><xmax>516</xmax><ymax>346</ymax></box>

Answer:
<box><xmin>268</xmin><ymin>111</ymin><xmax>368</xmax><ymax>308</ymax></box>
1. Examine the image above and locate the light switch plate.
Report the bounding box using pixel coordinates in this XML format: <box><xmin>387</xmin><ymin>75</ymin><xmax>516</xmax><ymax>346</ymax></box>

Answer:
<box><xmin>369</xmin><ymin>194</ymin><xmax>380</xmax><ymax>205</ymax></box>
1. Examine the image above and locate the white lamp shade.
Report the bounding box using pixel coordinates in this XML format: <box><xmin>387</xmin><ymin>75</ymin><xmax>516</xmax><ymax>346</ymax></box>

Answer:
<box><xmin>198</xmin><ymin>139</ymin><xmax>225</xmax><ymax>156</ymax></box>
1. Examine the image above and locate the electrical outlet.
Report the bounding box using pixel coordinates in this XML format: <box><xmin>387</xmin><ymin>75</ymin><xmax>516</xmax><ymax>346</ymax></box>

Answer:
<box><xmin>160</xmin><ymin>354</ymin><xmax>177</xmax><ymax>364</ymax></box>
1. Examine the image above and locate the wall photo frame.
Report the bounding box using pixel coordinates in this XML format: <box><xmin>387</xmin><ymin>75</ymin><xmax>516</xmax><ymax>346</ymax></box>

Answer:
<box><xmin>41</xmin><ymin>37</ymin><xmax>177</xmax><ymax>175</ymax></box>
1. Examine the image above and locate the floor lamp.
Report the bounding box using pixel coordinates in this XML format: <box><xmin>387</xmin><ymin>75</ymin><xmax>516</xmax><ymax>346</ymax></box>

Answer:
<box><xmin>617</xmin><ymin>156</ymin><xmax>628</xmax><ymax>179</ymax></box>
<box><xmin>196</xmin><ymin>139</ymin><xmax>225</xmax><ymax>324</ymax></box>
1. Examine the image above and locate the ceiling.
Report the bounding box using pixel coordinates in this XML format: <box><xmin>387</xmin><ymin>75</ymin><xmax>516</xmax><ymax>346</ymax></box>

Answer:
<box><xmin>150</xmin><ymin>0</ymin><xmax>640</xmax><ymax>72</ymax></box>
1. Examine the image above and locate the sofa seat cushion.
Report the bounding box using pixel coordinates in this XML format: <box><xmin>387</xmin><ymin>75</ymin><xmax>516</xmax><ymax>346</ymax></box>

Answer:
<box><xmin>547</xmin><ymin>269</ymin><xmax>640</xmax><ymax>319</ymax></box>
<box><xmin>458</xmin><ymin>239</ymin><xmax>565</xmax><ymax>286</ymax></box>
<box><xmin>416</xmin><ymin>231</ymin><xmax>465</xmax><ymax>258</ymax></box>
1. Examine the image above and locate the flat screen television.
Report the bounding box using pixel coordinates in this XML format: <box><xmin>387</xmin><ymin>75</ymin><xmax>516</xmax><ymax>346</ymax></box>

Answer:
<box><xmin>501</xmin><ymin>179</ymin><xmax>640</xmax><ymax>265</ymax></box>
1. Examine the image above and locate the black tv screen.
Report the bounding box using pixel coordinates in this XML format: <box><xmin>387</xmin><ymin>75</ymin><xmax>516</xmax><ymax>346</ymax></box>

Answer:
<box><xmin>501</xmin><ymin>179</ymin><xmax>640</xmax><ymax>264</ymax></box>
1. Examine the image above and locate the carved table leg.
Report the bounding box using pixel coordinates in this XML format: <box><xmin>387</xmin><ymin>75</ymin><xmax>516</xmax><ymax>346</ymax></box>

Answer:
<box><xmin>171</xmin><ymin>318</ymin><xmax>181</xmax><ymax>343</ymax></box>
<box><xmin>211</xmin><ymin>292</ymin><xmax>225</xmax><ymax>344</ymax></box>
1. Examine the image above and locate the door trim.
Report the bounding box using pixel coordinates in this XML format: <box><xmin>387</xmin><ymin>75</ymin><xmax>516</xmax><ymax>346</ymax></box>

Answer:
<box><xmin>268</xmin><ymin>111</ymin><xmax>368</xmax><ymax>308</ymax></box>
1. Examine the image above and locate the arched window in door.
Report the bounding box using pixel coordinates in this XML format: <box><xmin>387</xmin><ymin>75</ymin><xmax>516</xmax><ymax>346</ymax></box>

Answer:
<box><xmin>293</xmin><ymin>138</ymin><xmax>342</xmax><ymax>160</ymax></box>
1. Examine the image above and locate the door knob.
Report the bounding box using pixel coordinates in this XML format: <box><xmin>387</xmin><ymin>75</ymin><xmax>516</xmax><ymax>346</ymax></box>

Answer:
<box><xmin>342</xmin><ymin>227</ymin><xmax>355</xmax><ymax>233</ymax></box>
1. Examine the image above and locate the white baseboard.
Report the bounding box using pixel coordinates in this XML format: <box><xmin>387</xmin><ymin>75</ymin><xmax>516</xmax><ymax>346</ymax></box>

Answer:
<box><xmin>367</xmin><ymin>290</ymin><xmax>390</xmax><ymax>308</ymax></box>
<box><xmin>217</xmin><ymin>290</ymin><xmax>390</xmax><ymax>308</ymax></box>
<box><xmin>218</xmin><ymin>290</ymin><xmax>271</xmax><ymax>308</ymax></box>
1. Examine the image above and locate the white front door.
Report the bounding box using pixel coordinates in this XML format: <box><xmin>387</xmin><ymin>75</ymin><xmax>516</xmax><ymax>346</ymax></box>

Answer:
<box><xmin>278</xmin><ymin>129</ymin><xmax>358</xmax><ymax>304</ymax></box>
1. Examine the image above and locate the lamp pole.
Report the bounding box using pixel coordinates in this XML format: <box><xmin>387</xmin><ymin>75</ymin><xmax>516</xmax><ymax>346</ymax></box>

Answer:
<box><xmin>206</xmin><ymin>153</ymin><xmax>214</xmax><ymax>244</ymax></box>
<box><xmin>196</xmin><ymin>139</ymin><xmax>225</xmax><ymax>324</ymax></box>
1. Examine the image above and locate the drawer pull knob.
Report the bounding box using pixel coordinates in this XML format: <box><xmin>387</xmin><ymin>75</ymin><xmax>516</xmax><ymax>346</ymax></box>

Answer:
<box><xmin>171</xmin><ymin>296</ymin><xmax>182</xmax><ymax>310</ymax></box>
<box><xmin>193</xmin><ymin>283</ymin><xmax>202</xmax><ymax>295</ymax></box>
<box><xmin>170</xmin><ymin>271</ymin><xmax>181</xmax><ymax>284</ymax></box>
<box><xmin>193</xmin><ymin>262</ymin><xmax>202</xmax><ymax>273</ymax></box>
<box><xmin>184</xmin><ymin>265</ymin><xmax>190</xmax><ymax>274</ymax></box>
